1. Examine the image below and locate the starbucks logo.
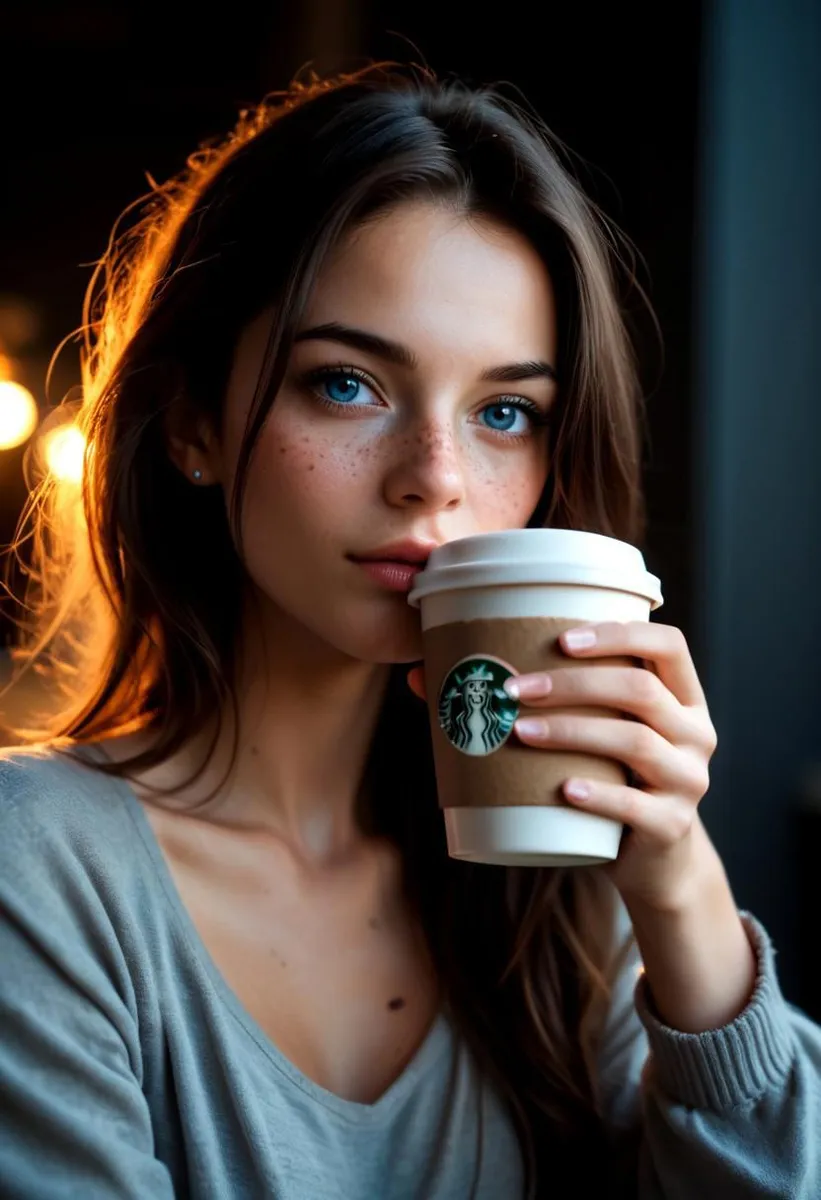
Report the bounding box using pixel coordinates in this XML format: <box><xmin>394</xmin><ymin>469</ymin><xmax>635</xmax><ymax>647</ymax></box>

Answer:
<box><xmin>437</xmin><ymin>655</ymin><xmax>520</xmax><ymax>757</ymax></box>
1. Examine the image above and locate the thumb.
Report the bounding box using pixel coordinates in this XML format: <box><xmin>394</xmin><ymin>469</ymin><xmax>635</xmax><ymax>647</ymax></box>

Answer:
<box><xmin>406</xmin><ymin>665</ymin><xmax>427</xmax><ymax>702</ymax></box>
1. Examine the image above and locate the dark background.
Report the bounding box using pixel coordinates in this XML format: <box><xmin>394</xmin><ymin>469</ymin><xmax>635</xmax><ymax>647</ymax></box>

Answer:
<box><xmin>1</xmin><ymin>1</ymin><xmax>819</xmax><ymax>1013</ymax></box>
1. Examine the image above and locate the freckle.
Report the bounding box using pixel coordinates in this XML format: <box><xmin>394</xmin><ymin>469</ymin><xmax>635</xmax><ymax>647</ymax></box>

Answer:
<box><xmin>308</xmin><ymin>464</ymin><xmax>315</xmax><ymax>471</ymax></box>
<box><xmin>250</xmin><ymin>745</ymin><xmax>259</xmax><ymax>755</ymax></box>
<box><xmin>387</xmin><ymin>997</ymin><xmax>405</xmax><ymax>1011</ymax></box>
<box><xmin>368</xmin><ymin>917</ymin><xmax>380</xmax><ymax>930</ymax></box>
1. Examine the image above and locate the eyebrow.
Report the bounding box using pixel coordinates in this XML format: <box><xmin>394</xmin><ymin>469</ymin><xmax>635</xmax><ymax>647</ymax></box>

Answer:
<box><xmin>293</xmin><ymin>322</ymin><xmax>557</xmax><ymax>383</ymax></box>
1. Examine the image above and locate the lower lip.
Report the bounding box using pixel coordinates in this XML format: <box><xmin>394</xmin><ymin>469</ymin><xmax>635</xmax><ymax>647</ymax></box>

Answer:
<box><xmin>353</xmin><ymin>559</ymin><xmax>424</xmax><ymax>593</ymax></box>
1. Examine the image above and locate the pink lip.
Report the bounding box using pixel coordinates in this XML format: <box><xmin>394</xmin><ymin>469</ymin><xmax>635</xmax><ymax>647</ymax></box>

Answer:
<box><xmin>354</xmin><ymin>560</ymin><xmax>424</xmax><ymax>593</ymax></box>
<box><xmin>353</xmin><ymin>538</ymin><xmax>438</xmax><ymax>566</ymax></box>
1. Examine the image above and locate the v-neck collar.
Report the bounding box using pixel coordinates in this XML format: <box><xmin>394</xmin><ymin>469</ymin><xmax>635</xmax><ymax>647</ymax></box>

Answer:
<box><xmin>72</xmin><ymin>742</ymin><xmax>452</xmax><ymax>1125</ymax></box>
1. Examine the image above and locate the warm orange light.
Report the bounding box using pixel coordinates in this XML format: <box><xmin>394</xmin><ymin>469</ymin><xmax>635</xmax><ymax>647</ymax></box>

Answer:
<box><xmin>43</xmin><ymin>423</ymin><xmax>86</xmax><ymax>484</ymax></box>
<box><xmin>0</xmin><ymin>380</ymin><xmax>39</xmax><ymax>450</ymax></box>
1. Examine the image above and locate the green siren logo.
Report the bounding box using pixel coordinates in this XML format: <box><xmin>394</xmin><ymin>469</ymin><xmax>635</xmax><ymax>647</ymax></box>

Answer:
<box><xmin>437</xmin><ymin>655</ymin><xmax>520</xmax><ymax>757</ymax></box>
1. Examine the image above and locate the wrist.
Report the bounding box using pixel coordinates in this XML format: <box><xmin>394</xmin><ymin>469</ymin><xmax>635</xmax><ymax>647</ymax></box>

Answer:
<box><xmin>620</xmin><ymin>814</ymin><xmax>728</xmax><ymax>919</ymax></box>
<box><xmin>621</xmin><ymin>835</ymin><xmax>756</xmax><ymax>1032</ymax></box>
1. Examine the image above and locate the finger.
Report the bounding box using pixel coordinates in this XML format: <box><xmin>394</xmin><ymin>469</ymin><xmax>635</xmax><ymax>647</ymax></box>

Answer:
<box><xmin>560</xmin><ymin>622</ymin><xmax>706</xmax><ymax>710</ymax></box>
<box><xmin>513</xmin><ymin>714</ymin><xmax>710</xmax><ymax>797</ymax></box>
<box><xmin>506</xmin><ymin>665</ymin><xmax>707</xmax><ymax>748</ymax></box>
<box><xmin>562</xmin><ymin>777</ymin><xmax>695</xmax><ymax>847</ymax></box>
<box><xmin>406</xmin><ymin>665</ymin><xmax>427</xmax><ymax>702</ymax></box>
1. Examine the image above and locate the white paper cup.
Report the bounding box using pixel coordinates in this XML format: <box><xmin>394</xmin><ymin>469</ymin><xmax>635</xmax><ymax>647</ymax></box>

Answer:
<box><xmin>408</xmin><ymin>529</ymin><xmax>663</xmax><ymax>866</ymax></box>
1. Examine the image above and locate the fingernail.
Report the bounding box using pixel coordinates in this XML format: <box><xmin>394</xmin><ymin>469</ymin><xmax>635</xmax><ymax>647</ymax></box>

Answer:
<box><xmin>565</xmin><ymin>780</ymin><xmax>591</xmax><ymax>801</ymax></box>
<box><xmin>515</xmin><ymin>717</ymin><xmax>546</xmax><ymax>738</ymax></box>
<box><xmin>505</xmin><ymin>674</ymin><xmax>550</xmax><ymax>700</ymax></box>
<box><xmin>563</xmin><ymin>628</ymin><xmax>597</xmax><ymax>650</ymax></box>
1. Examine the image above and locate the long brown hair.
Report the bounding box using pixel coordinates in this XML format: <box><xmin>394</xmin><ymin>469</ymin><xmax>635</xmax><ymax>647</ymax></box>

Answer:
<box><xmin>4</xmin><ymin>64</ymin><xmax>645</xmax><ymax>1194</ymax></box>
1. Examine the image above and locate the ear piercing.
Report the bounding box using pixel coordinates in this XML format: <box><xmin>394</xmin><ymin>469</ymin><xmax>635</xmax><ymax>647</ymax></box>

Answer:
<box><xmin>192</xmin><ymin>468</ymin><xmax>203</xmax><ymax>481</ymax></box>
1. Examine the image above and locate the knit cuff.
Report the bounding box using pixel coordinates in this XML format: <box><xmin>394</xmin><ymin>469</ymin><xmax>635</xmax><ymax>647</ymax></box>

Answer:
<box><xmin>634</xmin><ymin>911</ymin><xmax>796</xmax><ymax>1111</ymax></box>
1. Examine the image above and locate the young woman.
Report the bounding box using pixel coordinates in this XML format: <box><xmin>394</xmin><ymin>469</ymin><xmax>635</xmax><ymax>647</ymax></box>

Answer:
<box><xmin>0</xmin><ymin>65</ymin><xmax>818</xmax><ymax>1199</ymax></box>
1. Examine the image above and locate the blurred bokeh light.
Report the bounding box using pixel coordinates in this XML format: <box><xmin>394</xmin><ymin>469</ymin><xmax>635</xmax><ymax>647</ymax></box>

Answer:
<box><xmin>0</xmin><ymin>380</ymin><xmax>39</xmax><ymax>452</ymax></box>
<box><xmin>43</xmin><ymin>423</ymin><xmax>86</xmax><ymax>484</ymax></box>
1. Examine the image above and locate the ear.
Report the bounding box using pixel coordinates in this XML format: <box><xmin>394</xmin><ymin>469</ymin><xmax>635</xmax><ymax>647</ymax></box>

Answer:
<box><xmin>164</xmin><ymin>398</ymin><xmax>223</xmax><ymax>486</ymax></box>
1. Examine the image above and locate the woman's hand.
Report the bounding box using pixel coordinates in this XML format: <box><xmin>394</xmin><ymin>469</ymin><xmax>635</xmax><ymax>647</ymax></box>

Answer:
<box><xmin>408</xmin><ymin>621</ymin><xmax>721</xmax><ymax>913</ymax></box>
<box><xmin>408</xmin><ymin>624</ymin><xmax>759</xmax><ymax>1030</ymax></box>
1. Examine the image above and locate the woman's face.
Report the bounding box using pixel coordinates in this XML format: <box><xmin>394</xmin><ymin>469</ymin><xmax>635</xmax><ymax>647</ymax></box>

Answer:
<box><xmin>465</xmin><ymin>679</ymin><xmax>488</xmax><ymax>709</ymax></box>
<box><xmin>214</xmin><ymin>200</ymin><xmax>557</xmax><ymax>664</ymax></box>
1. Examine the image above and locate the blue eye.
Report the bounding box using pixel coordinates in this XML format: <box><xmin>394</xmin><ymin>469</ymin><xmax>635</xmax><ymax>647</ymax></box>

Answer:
<box><xmin>480</xmin><ymin>401</ymin><xmax>535</xmax><ymax>435</ymax></box>
<box><xmin>324</xmin><ymin>374</ymin><xmax>362</xmax><ymax>404</ymax></box>
<box><xmin>305</xmin><ymin>367</ymin><xmax>380</xmax><ymax>409</ymax></box>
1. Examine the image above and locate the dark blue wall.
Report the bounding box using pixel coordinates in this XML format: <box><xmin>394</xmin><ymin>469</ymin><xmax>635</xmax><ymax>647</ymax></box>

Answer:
<box><xmin>694</xmin><ymin>0</ymin><xmax>821</xmax><ymax>1001</ymax></box>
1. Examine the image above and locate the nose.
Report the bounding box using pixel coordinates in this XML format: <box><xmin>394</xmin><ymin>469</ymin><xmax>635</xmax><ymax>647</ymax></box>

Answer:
<box><xmin>382</xmin><ymin>421</ymin><xmax>466</xmax><ymax>512</ymax></box>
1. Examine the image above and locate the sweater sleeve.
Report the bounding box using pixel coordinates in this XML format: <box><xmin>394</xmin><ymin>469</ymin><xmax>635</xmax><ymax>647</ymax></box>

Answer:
<box><xmin>599</xmin><ymin>905</ymin><xmax>821</xmax><ymax>1199</ymax></box>
<box><xmin>0</xmin><ymin>761</ymin><xmax>176</xmax><ymax>1199</ymax></box>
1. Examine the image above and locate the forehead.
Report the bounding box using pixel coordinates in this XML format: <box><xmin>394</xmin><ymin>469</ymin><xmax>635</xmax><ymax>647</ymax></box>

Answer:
<box><xmin>302</xmin><ymin>200</ymin><xmax>556</xmax><ymax>365</ymax></box>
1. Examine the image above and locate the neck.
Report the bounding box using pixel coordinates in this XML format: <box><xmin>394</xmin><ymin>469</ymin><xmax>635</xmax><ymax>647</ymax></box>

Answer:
<box><xmin>102</xmin><ymin>596</ymin><xmax>394</xmax><ymax>864</ymax></box>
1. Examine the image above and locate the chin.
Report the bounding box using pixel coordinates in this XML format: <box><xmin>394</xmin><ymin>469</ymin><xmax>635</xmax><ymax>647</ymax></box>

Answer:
<box><xmin>327</xmin><ymin>603</ymin><xmax>424</xmax><ymax>666</ymax></box>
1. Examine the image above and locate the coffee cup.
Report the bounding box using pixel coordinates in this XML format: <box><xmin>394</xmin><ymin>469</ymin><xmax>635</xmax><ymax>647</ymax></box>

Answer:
<box><xmin>407</xmin><ymin>529</ymin><xmax>663</xmax><ymax>866</ymax></box>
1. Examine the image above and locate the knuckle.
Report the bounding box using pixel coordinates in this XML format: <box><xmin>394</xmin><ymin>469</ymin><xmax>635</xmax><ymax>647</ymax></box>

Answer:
<box><xmin>632</xmin><ymin>668</ymin><xmax>661</xmax><ymax>705</ymax></box>
<box><xmin>689</xmin><ymin>715</ymin><xmax>718</xmax><ymax>756</ymax></box>
<box><xmin>632</xmin><ymin>723</ymin><xmax>659</xmax><ymax>763</ymax></box>
<box><xmin>690</xmin><ymin>761</ymin><xmax>711</xmax><ymax>797</ymax></box>
<box><xmin>621</xmin><ymin>787</ymin><xmax>645</xmax><ymax>824</ymax></box>
<box><xmin>660</xmin><ymin>623</ymin><xmax>685</xmax><ymax>651</ymax></box>
<box><xmin>670</xmin><ymin>805</ymin><xmax>694</xmax><ymax>841</ymax></box>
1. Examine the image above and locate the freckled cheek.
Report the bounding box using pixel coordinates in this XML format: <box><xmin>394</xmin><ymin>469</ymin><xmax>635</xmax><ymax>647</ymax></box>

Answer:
<box><xmin>246</xmin><ymin>425</ymin><xmax>378</xmax><ymax>511</ymax></box>
<box><xmin>466</xmin><ymin>444</ymin><xmax>549</xmax><ymax>527</ymax></box>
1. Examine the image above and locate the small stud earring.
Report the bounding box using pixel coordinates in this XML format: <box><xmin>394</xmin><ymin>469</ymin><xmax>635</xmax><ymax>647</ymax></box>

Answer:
<box><xmin>192</xmin><ymin>468</ymin><xmax>203</xmax><ymax>481</ymax></box>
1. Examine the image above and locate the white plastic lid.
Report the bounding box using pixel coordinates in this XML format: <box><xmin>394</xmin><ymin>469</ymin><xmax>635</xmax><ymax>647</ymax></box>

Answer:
<box><xmin>407</xmin><ymin>528</ymin><xmax>663</xmax><ymax>609</ymax></box>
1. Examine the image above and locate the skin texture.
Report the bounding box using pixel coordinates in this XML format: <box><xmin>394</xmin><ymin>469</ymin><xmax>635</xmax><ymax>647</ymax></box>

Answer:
<box><xmin>102</xmin><ymin>201</ymin><xmax>560</xmax><ymax>1102</ymax></box>
<box><xmin>155</xmin><ymin>200</ymin><xmax>558</xmax><ymax>845</ymax></box>
<box><xmin>217</xmin><ymin>201</ymin><xmax>556</xmax><ymax>669</ymax></box>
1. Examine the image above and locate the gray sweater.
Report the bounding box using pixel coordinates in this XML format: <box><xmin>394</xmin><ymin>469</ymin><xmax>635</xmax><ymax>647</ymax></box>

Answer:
<box><xmin>0</xmin><ymin>744</ymin><xmax>819</xmax><ymax>1199</ymax></box>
